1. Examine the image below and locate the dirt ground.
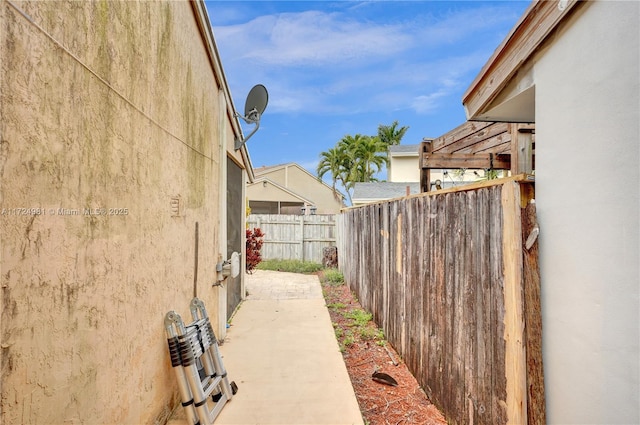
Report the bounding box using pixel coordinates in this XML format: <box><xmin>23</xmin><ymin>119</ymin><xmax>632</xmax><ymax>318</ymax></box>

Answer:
<box><xmin>320</xmin><ymin>273</ymin><xmax>447</xmax><ymax>425</ymax></box>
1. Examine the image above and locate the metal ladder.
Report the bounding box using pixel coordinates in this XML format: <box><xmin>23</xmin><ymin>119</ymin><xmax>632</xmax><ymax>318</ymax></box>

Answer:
<box><xmin>165</xmin><ymin>298</ymin><xmax>237</xmax><ymax>425</ymax></box>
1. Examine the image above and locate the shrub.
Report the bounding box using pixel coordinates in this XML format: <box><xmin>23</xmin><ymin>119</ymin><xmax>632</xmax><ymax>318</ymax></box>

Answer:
<box><xmin>246</xmin><ymin>228</ymin><xmax>264</xmax><ymax>273</ymax></box>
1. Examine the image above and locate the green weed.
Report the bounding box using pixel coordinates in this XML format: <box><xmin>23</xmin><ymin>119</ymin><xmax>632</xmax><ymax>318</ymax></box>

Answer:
<box><xmin>340</xmin><ymin>331</ymin><xmax>355</xmax><ymax>352</ymax></box>
<box><xmin>359</xmin><ymin>326</ymin><xmax>384</xmax><ymax>341</ymax></box>
<box><xmin>257</xmin><ymin>259</ymin><xmax>323</xmax><ymax>274</ymax></box>
<box><xmin>322</xmin><ymin>268</ymin><xmax>344</xmax><ymax>286</ymax></box>
<box><xmin>327</xmin><ymin>302</ymin><xmax>347</xmax><ymax>311</ymax></box>
<box><xmin>343</xmin><ymin>309</ymin><xmax>372</xmax><ymax>327</ymax></box>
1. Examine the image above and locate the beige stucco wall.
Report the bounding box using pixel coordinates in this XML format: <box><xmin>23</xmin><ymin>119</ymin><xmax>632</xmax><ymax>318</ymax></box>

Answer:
<box><xmin>252</xmin><ymin>165</ymin><xmax>344</xmax><ymax>214</ymax></box>
<box><xmin>263</xmin><ymin>167</ymin><xmax>288</xmax><ymax>186</ymax></box>
<box><xmin>247</xmin><ymin>181</ymin><xmax>306</xmax><ymax>203</ymax></box>
<box><xmin>388</xmin><ymin>155</ymin><xmax>419</xmax><ymax>182</ymax></box>
<box><xmin>1</xmin><ymin>1</ymin><xmax>239</xmax><ymax>423</ymax></box>
<box><xmin>534</xmin><ymin>1</ymin><xmax>639</xmax><ymax>423</ymax></box>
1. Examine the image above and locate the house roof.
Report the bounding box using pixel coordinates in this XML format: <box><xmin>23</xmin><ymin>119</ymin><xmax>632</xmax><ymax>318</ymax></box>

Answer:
<box><xmin>352</xmin><ymin>182</ymin><xmax>421</xmax><ymax>201</ymax></box>
<box><xmin>462</xmin><ymin>0</ymin><xmax>582</xmax><ymax>121</ymax></box>
<box><xmin>253</xmin><ymin>162</ymin><xmax>345</xmax><ymax>200</ymax></box>
<box><xmin>389</xmin><ymin>144</ymin><xmax>420</xmax><ymax>156</ymax></box>
<box><xmin>253</xmin><ymin>163</ymin><xmax>288</xmax><ymax>175</ymax></box>
<box><xmin>247</xmin><ymin>178</ymin><xmax>315</xmax><ymax>204</ymax></box>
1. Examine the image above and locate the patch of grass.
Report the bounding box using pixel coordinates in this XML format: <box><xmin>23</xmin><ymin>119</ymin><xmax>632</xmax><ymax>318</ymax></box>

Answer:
<box><xmin>257</xmin><ymin>259</ymin><xmax>323</xmax><ymax>274</ymax></box>
<box><xmin>322</xmin><ymin>268</ymin><xmax>344</xmax><ymax>286</ymax></box>
<box><xmin>359</xmin><ymin>326</ymin><xmax>384</xmax><ymax>341</ymax></box>
<box><xmin>321</xmin><ymin>275</ymin><xmax>388</xmax><ymax>356</ymax></box>
<box><xmin>340</xmin><ymin>331</ymin><xmax>355</xmax><ymax>352</ymax></box>
<box><xmin>334</xmin><ymin>325</ymin><xmax>344</xmax><ymax>339</ymax></box>
<box><xmin>343</xmin><ymin>309</ymin><xmax>373</xmax><ymax>327</ymax></box>
<box><xmin>327</xmin><ymin>302</ymin><xmax>347</xmax><ymax>311</ymax></box>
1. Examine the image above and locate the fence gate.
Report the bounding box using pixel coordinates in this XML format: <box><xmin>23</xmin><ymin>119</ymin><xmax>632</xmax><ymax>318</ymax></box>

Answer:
<box><xmin>247</xmin><ymin>214</ymin><xmax>337</xmax><ymax>264</ymax></box>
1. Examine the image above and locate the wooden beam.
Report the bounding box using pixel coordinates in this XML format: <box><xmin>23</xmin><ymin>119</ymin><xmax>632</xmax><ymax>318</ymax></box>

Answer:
<box><xmin>420</xmin><ymin>141</ymin><xmax>432</xmax><ymax>192</ymax></box>
<box><xmin>435</xmin><ymin>122</ymin><xmax>510</xmax><ymax>154</ymax></box>
<box><xmin>432</xmin><ymin>121</ymin><xmax>494</xmax><ymax>151</ymax></box>
<box><xmin>502</xmin><ymin>181</ymin><xmax>527</xmax><ymax>425</ymax></box>
<box><xmin>342</xmin><ymin>174</ymin><xmax>535</xmax><ymax>210</ymax></box>
<box><xmin>456</xmin><ymin>136</ymin><xmax>512</xmax><ymax>155</ymax></box>
<box><xmin>511</xmin><ymin>124</ymin><xmax>534</xmax><ymax>174</ymax></box>
<box><xmin>421</xmin><ymin>153</ymin><xmax>511</xmax><ymax>170</ymax></box>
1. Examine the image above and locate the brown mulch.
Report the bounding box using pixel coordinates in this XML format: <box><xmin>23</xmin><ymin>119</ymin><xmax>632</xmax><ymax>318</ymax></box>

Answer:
<box><xmin>319</xmin><ymin>272</ymin><xmax>447</xmax><ymax>425</ymax></box>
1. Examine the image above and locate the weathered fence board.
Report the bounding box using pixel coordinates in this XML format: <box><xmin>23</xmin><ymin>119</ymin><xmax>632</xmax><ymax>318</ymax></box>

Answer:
<box><xmin>522</xmin><ymin>202</ymin><xmax>545</xmax><ymax>425</ymax></box>
<box><xmin>337</xmin><ymin>176</ymin><xmax>541</xmax><ymax>425</ymax></box>
<box><xmin>247</xmin><ymin>214</ymin><xmax>336</xmax><ymax>263</ymax></box>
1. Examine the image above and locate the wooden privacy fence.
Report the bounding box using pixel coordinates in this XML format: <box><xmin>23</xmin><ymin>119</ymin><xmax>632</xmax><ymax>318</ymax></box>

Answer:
<box><xmin>247</xmin><ymin>214</ymin><xmax>337</xmax><ymax>263</ymax></box>
<box><xmin>337</xmin><ymin>176</ymin><xmax>543</xmax><ymax>425</ymax></box>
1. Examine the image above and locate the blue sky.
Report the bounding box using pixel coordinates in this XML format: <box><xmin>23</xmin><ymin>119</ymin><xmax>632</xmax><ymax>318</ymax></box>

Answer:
<box><xmin>206</xmin><ymin>1</ymin><xmax>529</xmax><ymax>174</ymax></box>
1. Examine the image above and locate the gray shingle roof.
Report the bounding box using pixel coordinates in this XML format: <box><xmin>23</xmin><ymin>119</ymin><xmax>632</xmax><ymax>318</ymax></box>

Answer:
<box><xmin>352</xmin><ymin>182</ymin><xmax>421</xmax><ymax>200</ymax></box>
<box><xmin>389</xmin><ymin>144</ymin><xmax>420</xmax><ymax>155</ymax></box>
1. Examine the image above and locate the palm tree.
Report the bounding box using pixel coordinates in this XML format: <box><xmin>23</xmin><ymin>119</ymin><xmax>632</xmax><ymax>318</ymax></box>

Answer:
<box><xmin>337</xmin><ymin>134</ymin><xmax>364</xmax><ymax>184</ymax></box>
<box><xmin>317</xmin><ymin>147</ymin><xmax>348</xmax><ymax>201</ymax></box>
<box><xmin>318</xmin><ymin>132</ymin><xmax>393</xmax><ymax>204</ymax></box>
<box><xmin>353</xmin><ymin>135</ymin><xmax>387</xmax><ymax>182</ymax></box>
<box><xmin>377</xmin><ymin>121</ymin><xmax>409</xmax><ymax>146</ymax></box>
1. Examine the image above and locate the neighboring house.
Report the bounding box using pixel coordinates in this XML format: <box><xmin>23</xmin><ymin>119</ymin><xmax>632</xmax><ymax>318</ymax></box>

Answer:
<box><xmin>1</xmin><ymin>1</ymin><xmax>252</xmax><ymax>424</ymax></box>
<box><xmin>387</xmin><ymin>144</ymin><xmax>421</xmax><ymax>182</ymax></box>
<box><xmin>352</xmin><ymin>144</ymin><xmax>424</xmax><ymax>206</ymax></box>
<box><xmin>462</xmin><ymin>1</ymin><xmax>638</xmax><ymax>423</ymax></box>
<box><xmin>352</xmin><ymin>143</ymin><xmax>470</xmax><ymax>206</ymax></box>
<box><xmin>247</xmin><ymin>163</ymin><xmax>345</xmax><ymax>214</ymax></box>
<box><xmin>352</xmin><ymin>182</ymin><xmax>421</xmax><ymax>207</ymax></box>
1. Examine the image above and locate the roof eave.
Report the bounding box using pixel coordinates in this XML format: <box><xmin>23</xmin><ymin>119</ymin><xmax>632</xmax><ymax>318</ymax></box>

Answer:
<box><xmin>462</xmin><ymin>0</ymin><xmax>582</xmax><ymax>121</ymax></box>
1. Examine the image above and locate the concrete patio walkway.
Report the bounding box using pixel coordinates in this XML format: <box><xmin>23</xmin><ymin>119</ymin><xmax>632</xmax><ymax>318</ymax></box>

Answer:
<box><xmin>168</xmin><ymin>270</ymin><xmax>363</xmax><ymax>425</ymax></box>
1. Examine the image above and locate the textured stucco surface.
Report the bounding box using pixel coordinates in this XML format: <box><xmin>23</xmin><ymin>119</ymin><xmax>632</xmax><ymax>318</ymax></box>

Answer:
<box><xmin>1</xmin><ymin>1</ymin><xmax>236</xmax><ymax>423</ymax></box>
<box><xmin>534</xmin><ymin>2</ymin><xmax>639</xmax><ymax>423</ymax></box>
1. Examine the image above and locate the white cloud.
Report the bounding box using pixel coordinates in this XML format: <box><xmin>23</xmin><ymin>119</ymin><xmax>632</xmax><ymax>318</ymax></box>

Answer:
<box><xmin>215</xmin><ymin>10</ymin><xmax>412</xmax><ymax>66</ymax></box>
<box><xmin>212</xmin><ymin>4</ymin><xmax>524</xmax><ymax>116</ymax></box>
<box><xmin>411</xmin><ymin>90</ymin><xmax>448</xmax><ymax>114</ymax></box>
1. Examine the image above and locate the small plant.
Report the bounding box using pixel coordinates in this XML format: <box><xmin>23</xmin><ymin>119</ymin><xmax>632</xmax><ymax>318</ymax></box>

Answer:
<box><xmin>343</xmin><ymin>309</ymin><xmax>372</xmax><ymax>327</ymax></box>
<box><xmin>333</xmin><ymin>325</ymin><xmax>344</xmax><ymax>339</ymax></box>
<box><xmin>327</xmin><ymin>302</ymin><xmax>347</xmax><ymax>311</ymax></box>
<box><xmin>359</xmin><ymin>326</ymin><xmax>384</xmax><ymax>341</ymax></box>
<box><xmin>340</xmin><ymin>331</ymin><xmax>355</xmax><ymax>352</ymax></box>
<box><xmin>475</xmin><ymin>169</ymin><xmax>502</xmax><ymax>181</ymax></box>
<box><xmin>245</xmin><ymin>228</ymin><xmax>265</xmax><ymax>273</ymax></box>
<box><xmin>322</xmin><ymin>268</ymin><xmax>344</xmax><ymax>286</ymax></box>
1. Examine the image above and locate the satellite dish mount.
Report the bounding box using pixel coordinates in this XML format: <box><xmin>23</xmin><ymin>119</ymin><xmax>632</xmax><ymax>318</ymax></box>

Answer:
<box><xmin>234</xmin><ymin>84</ymin><xmax>268</xmax><ymax>150</ymax></box>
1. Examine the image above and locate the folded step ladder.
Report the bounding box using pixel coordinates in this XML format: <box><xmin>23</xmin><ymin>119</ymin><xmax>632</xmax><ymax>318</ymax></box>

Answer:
<box><xmin>165</xmin><ymin>298</ymin><xmax>237</xmax><ymax>425</ymax></box>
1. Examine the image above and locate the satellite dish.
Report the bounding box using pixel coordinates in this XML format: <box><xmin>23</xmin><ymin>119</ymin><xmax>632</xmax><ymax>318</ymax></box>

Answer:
<box><xmin>235</xmin><ymin>84</ymin><xmax>269</xmax><ymax>150</ymax></box>
<box><xmin>244</xmin><ymin>84</ymin><xmax>268</xmax><ymax>120</ymax></box>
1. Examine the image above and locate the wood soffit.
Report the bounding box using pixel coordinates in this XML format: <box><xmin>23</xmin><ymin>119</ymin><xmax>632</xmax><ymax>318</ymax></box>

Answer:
<box><xmin>462</xmin><ymin>0</ymin><xmax>581</xmax><ymax>119</ymax></box>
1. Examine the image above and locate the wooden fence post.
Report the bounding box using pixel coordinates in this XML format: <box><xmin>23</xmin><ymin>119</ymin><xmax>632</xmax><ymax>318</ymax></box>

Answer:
<box><xmin>521</xmin><ymin>188</ymin><xmax>545</xmax><ymax>425</ymax></box>
<box><xmin>299</xmin><ymin>216</ymin><xmax>305</xmax><ymax>262</ymax></box>
<box><xmin>502</xmin><ymin>181</ymin><xmax>527</xmax><ymax>425</ymax></box>
<box><xmin>510</xmin><ymin>124</ymin><xmax>534</xmax><ymax>175</ymax></box>
<box><xmin>420</xmin><ymin>140</ymin><xmax>432</xmax><ymax>192</ymax></box>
